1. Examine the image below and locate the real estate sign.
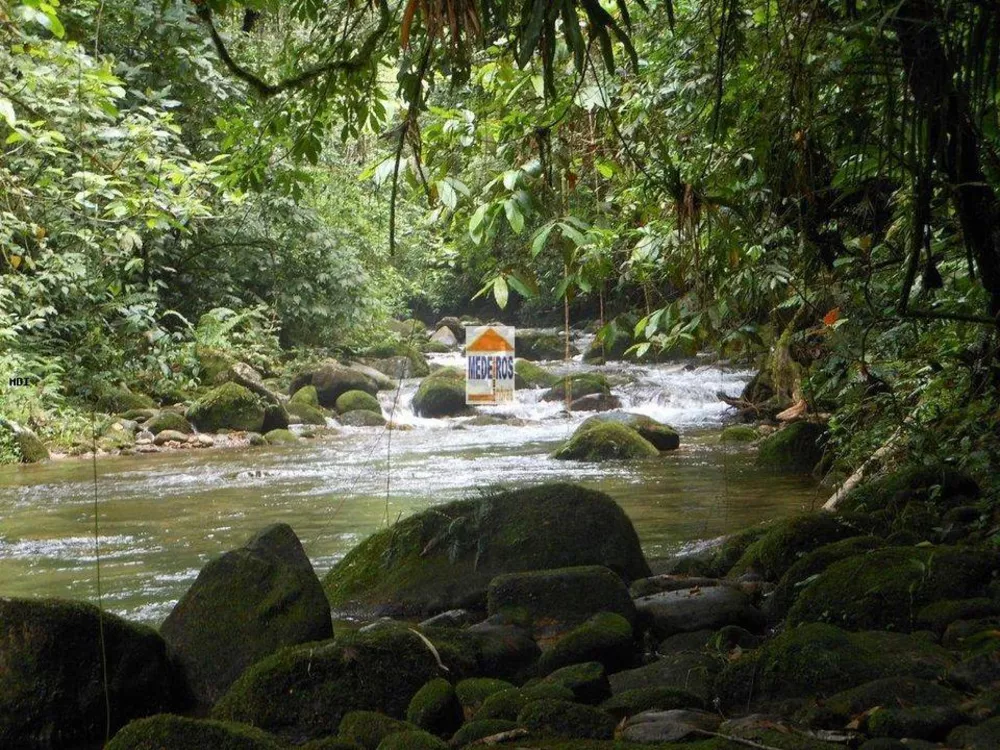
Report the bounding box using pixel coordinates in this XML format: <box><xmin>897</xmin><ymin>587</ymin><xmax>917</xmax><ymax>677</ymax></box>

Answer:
<box><xmin>465</xmin><ymin>325</ymin><xmax>515</xmax><ymax>405</ymax></box>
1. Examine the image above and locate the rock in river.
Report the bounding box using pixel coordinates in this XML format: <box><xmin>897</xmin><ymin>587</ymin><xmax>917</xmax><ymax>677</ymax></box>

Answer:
<box><xmin>634</xmin><ymin>585</ymin><xmax>765</xmax><ymax>639</ymax></box>
<box><xmin>161</xmin><ymin>524</ymin><xmax>332</xmax><ymax>706</ymax></box>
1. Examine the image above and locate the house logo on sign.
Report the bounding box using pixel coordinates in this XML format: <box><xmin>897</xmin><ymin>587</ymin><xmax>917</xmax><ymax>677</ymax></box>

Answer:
<box><xmin>465</xmin><ymin>326</ymin><xmax>515</xmax><ymax>405</ymax></box>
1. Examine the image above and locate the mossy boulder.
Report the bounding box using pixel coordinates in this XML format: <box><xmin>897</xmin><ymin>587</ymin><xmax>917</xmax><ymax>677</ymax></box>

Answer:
<box><xmin>729</xmin><ymin>513</ymin><xmax>867</xmax><ymax>581</ymax></box>
<box><xmin>264</xmin><ymin>428</ymin><xmax>298</xmax><ymax>444</ymax></box>
<box><xmin>286</xmin><ymin>400</ymin><xmax>328</xmax><ymax>426</ymax></box>
<box><xmin>538</xmin><ymin>612</ymin><xmax>635</xmax><ymax>675</ymax></box>
<box><xmin>186</xmin><ymin>383</ymin><xmax>265</xmax><ymax>433</ymax></box>
<box><xmin>517</xmin><ymin>699</ymin><xmax>616</xmax><ymax>740</ymax></box>
<box><xmin>541</xmin><ymin>373</ymin><xmax>610</xmax><ymax>402</ymax></box>
<box><xmin>449</xmin><ymin>719</ymin><xmax>518</xmax><ymax>747</ymax></box>
<box><xmin>0</xmin><ymin>419</ymin><xmax>48</xmax><ymax>463</ymax></box>
<box><xmin>105</xmin><ymin>715</ymin><xmax>284</xmax><ymax>750</ymax></box>
<box><xmin>405</xmin><ymin>678</ymin><xmax>462</xmax><ymax>737</ymax></box>
<box><xmin>291</xmin><ymin>363</ymin><xmax>378</xmax><ymax>409</ymax></box>
<box><xmin>716</xmin><ymin>623</ymin><xmax>954</xmax><ymax>710</ymax></box>
<box><xmin>756</xmin><ymin>421</ymin><xmax>828</xmax><ymax>472</ymax></box>
<box><xmin>579</xmin><ymin>412</ymin><xmax>680</xmax><ymax>451</ymax></box>
<box><xmin>338</xmin><ymin>711</ymin><xmax>417</xmax><ymax>749</ymax></box>
<box><xmin>475</xmin><ymin>684</ymin><xmax>574</xmax><ymax>721</ymax></box>
<box><xmin>322</xmin><ymin>483</ymin><xmax>650</xmax><ymax>617</ymax></box>
<box><xmin>212</xmin><ymin>628</ymin><xmax>446</xmax><ymax>742</ymax></box>
<box><xmin>261</xmin><ymin>402</ymin><xmax>290</xmax><ymax>433</ymax></box>
<box><xmin>787</xmin><ymin>546</ymin><xmax>1000</xmax><ymax>632</ymax></box>
<box><xmin>600</xmin><ymin>687</ymin><xmax>706</xmax><ymax>721</ymax></box>
<box><xmin>160</xmin><ymin>524</ymin><xmax>332</xmax><ymax>706</ymax></box>
<box><xmin>455</xmin><ymin>678</ymin><xmax>515</xmax><ymax>716</ymax></box>
<box><xmin>865</xmin><ymin>705</ymin><xmax>966</xmax><ymax>741</ymax></box>
<box><xmin>339</xmin><ymin>410</ymin><xmax>387</xmax><ymax>427</ymax></box>
<box><xmin>916</xmin><ymin>598</ymin><xmax>1000</xmax><ymax>635</ymax></box>
<box><xmin>290</xmin><ymin>385</ymin><xmax>320</xmax><ymax>407</ymax></box>
<box><xmin>553</xmin><ymin>422</ymin><xmax>659</xmax><ymax>461</ymax></box>
<box><xmin>412</xmin><ymin>368</ymin><xmax>467</xmax><ymax>418</ymax></box>
<box><xmin>144</xmin><ymin>411</ymin><xmax>194</xmax><ymax>435</ymax></box>
<box><xmin>336</xmin><ymin>390</ymin><xmax>383</xmax><ymax>415</ymax></box>
<box><xmin>609</xmin><ymin>651</ymin><xmax>720</xmax><ymax>703</ymax></box>
<box><xmin>537</xmin><ymin>661</ymin><xmax>611</xmax><ymax>704</ymax></box>
<box><xmin>375</xmin><ymin>729</ymin><xmax>447</xmax><ymax>750</ymax></box>
<box><xmin>0</xmin><ymin>598</ymin><xmax>180</xmax><ymax>748</ymax></box>
<box><xmin>93</xmin><ymin>384</ymin><xmax>157</xmax><ymax>413</ymax></box>
<box><xmin>487</xmin><ymin>565</ymin><xmax>636</xmax><ymax>631</ymax></box>
<box><xmin>634</xmin><ymin>585</ymin><xmax>764</xmax><ymax>639</ymax></box>
<box><xmin>948</xmin><ymin>716</ymin><xmax>1000</xmax><ymax>749</ymax></box>
<box><xmin>518</xmin><ymin>330</ymin><xmax>574</xmax><ymax>360</ymax></box>
<box><xmin>720</xmin><ymin>425</ymin><xmax>759</xmax><ymax>443</ymax></box>
<box><xmin>514</xmin><ymin>359</ymin><xmax>560</xmax><ymax>389</ymax></box>
<box><xmin>818</xmin><ymin>676</ymin><xmax>964</xmax><ymax>726</ymax></box>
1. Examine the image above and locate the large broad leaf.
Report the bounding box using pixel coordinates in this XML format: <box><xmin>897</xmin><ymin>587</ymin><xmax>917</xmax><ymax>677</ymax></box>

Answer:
<box><xmin>493</xmin><ymin>275</ymin><xmax>509</xmax><ymax>308</ymax></box>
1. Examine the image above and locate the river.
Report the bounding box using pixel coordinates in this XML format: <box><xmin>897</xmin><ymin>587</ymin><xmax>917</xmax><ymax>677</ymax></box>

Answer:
<box><xmin>0</xmin><ymin>345</ymin><xmax>824</xmax><ymax>625</ymax></box>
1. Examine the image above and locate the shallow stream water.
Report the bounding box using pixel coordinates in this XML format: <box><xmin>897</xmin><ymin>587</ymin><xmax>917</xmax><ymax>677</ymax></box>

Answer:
<box><xmin>0</xmin><ymin>338</ymin><xmax>824</xmax><ymax>624</ymax></box>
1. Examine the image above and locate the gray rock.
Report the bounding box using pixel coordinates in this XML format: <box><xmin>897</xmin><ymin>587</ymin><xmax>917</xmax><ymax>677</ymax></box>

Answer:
<box><xmin>634</xmin><ymin>585</ymin><xmax>764</xmax><ymax>638</ymax></box>
<box><xmin>153</xmin><ymin>430</ymin><xmax>189</xmax><ymax>446</ymax></box>
<box><xmin>621</xmin><ymin>709</ymin><xmax>722</xmax><ymax>743</ymax></box>
<box><xmin>430</xmin><ymin>326</ymin><xmax>458</xmax><ymax>347</ymax></box>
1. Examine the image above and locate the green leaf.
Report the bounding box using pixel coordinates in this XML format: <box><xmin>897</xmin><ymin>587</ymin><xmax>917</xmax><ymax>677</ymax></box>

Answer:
<box><xmin>504</xmin><ymin>199</ymin><xmax>524</xmax><ymax>234</ymax></box>
<box><xmin>531</xmin><ymin>223</ymin><xmax>556</xmax><ymax>256</ymax></box>
<box><xmin>0</xmin><ymin>98</ymin><xmax>16</xmax><ymax>128</ymax></box>
<box><xmin>493</xmin><ymin>275</ymin><xmax>509</xmax><ymax>309</ymax></box>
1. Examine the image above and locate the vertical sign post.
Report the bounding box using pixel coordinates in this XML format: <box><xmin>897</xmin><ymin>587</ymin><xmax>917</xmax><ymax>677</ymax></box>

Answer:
<box><xmin>465</xmin><ymin>326</ymin><xmax>515</xmax><ymax>405</ymax></box>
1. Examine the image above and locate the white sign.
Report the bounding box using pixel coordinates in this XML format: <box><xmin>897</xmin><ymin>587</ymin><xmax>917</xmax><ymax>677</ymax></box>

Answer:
<box><xmin>465</xmin><ymin>326</ymin><xmax>515</xmax><ymax>405</ymax></box>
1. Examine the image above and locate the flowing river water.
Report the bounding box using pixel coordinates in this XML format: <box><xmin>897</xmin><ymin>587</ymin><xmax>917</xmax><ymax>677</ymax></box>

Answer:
<box><xmin>0</xmin><ymin>341</ymin><xmax>825</xmax><ymax>625</ymax></box>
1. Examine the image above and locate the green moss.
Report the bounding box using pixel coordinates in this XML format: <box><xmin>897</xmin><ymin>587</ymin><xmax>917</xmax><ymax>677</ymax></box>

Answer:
<box><xmin>264</xmin><ymin>428</ymin><xmax>298</xmax><ymax>444</ymax></box>
<box><xmin>455</xmin><ymin>678</ymin><xmax>515</xmax><ymax>715</ymax></box>
<box><xmin>729</xmin><ymin>513</ymin><xmax>866</xmax><ymax>581</ymax></box>
<box><xmin>93</xmin><ymin>383</ymin><xmax>157</xmax><ymax>413</ymax></box>
<box><xmin>720</xmin><ymin>425</ymin><xmax>759</xmax><ymax>443</ymax></box>
<box><xmin>553</xmin><ymin>422</ymin><xmax>659</xmax><ymax>461</ymax></box>
<box><xmin>865</xmin><ymin>705</ymin><xmax>965</xmax><ymax>740</ymax></box>
<box><xmin>787</xmin><ymin>546</ymin><xmax>999</xmax><ymax>631</ymax></box>
<box><xmin>820</xmin><ymin>677</ymin><xmax>963</xmax><ymax>722</ymax></box>
<box><xmin>290</xmin><ymin>385</ymin><xmax>320</xmax><ymax>407</ymax></box>
<box><xmin>916</xmin><ymin>598</ymin><xmax>1000</xmax><ymax>634</ymax></box>
<box><xmin>516</xmin><ymin>699</ymin><xmax>616</xmax><ymax>740</ymax></box>
<box><xmin>375</xmin><ymin>729</ymin><xmax>447</xmax><ymax>750</ymax></box>
<box><xmin>518</xmin><ymin>332</ymin><xmax>569</xmax><ymax>360</ymax></box>
<box><xmin>339</xmin><ymin>410</ymin><xmax>387</xmax><ymax>426</ymax></box>
<box><xmin>579</xmin><ymin>412</ymin><xmax>680</xmax><ymax>451</ymax></box>
<box><xmin>947</xmin><ymin>716</ymin><xmax>1000</xmax><ymax>749</ymax></box>
<box><xmin>756</xmin><ymin>421</ymin><xmax>828</xmax><ymax>472</ymax></box>
<box><xmin>287</xmin><ymin>400</ymin><xmax>328</xmax><ymax>425</ymax></box>
<box><xmin>542</xmin><ymin>374</ymin><xmax>610</xmax><ymax>402</ymax></box>
<box><xmin>212</xmin><ymin>629</ymin><xmax>445</xmax><ymax>742</ymax></box>
<box><xmin>337</xmin><ymin>712</ymin><xmax>417</xmax><ymax>750</ymax></box>
<box><xmin>449</xmin><ymin>719</ymin><xmax>518</xmax><ymax>747</ymax></box>
<box><xmin>514</xmin><ymin>359</ymin><xmax>560</xmax><ymax>389</ymax></box>
<box><xmin>186</xmin><ymin>382</ymin><xmax>265</xmax><ymax>433</ymax></box>
<box><xmin>299</xmin><ymin>739</ymin><xmax>363</xmax><ymax>750</ymax></box>
<box><xmin>105</xmin><ymin>714</ymin><xmax>284</xmax><ymax>750</ymax></box>
<box><xmin>322</xmin><ymin>483</ymin><xmax>650</xmax><ymax>616</ymax></box>
<box><xmin>538</xmin><ymin>612</ymin><xmax>634</xmax><ymax>675</ymax></box>
<box><xmin>405</xmin><ymin>678</ymin><xmax>462</xmax><ymax>737</ymax></box>
<box><xmin>538</xmin><ymin>661</ymin><xmax>610</xmax><ymax>704</ymax></box>
<box><xmin>144</xmin><ymin>411</ymin><xmax>193</xmax><ymax>435</ymax></box>
<box><xmin>476</xmin><ymin>685</ymin><xmax>574</xmax><ymax>721</ymax></box>
<box><xmin>0</xmin><ymin>421</ymin><xmax>49</xmax><ymax>463</ymax></box>
<box><xmin>412</xmin><ymin>368</ymin><xmax>467</xmax><ymax>418</ymax></box>
<box><xmin>336</xmin><ymin>390</ymin><xmax>382</xmax><ymax>415</ymax></box>
<box><xmin>600</xmin><ymin>687</ymin><xmax>706</xmax><ymax>721</ymax></box>
<box><xmin>715</xmin><ymin>623</ymin><xmax>953</xmax><ymax>710</ymax></box>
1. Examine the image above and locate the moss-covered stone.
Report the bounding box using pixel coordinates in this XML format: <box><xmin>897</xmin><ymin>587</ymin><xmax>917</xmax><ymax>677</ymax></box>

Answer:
<box><xmin>487</xmin><ymin>565</ymin><xmax>636</xmax><ymax>630</ymax></box>
<box><xmin>865</xmin><ymin>705</ymin><xmax>966</xmax><ymax>741</ymax></box>
<box><xmin>186</xmin><ymin>383</ymin><xmax>265</xmax><ymax>433</ymax></box>
<box><xmin>261</xmin><ymin>402</ymin><xmax>290</xmax><ymax>433</ymax></box>
<box><xmin>264</xmin><ymin>428</ymin><xmax>298</xmax><ymax>444</ymax></box>
<box><xmin>93</xmin><ymin>384</ymin><xmax>157</xmax><ymax>413</ymax></box>
<box><xmin>287</xmin><ymin>400</ymin><xmax>328</xmax><ymax>425</ymax></box>
<box><xmin>455</xmin><ymin>678</ymin><xmax>515</xmax><ymax>716</ymax></box>
<box><xmin>0</xmin><ymin>598</ymin><xmax>180</xmax><ymax>748</ymax></box>
<box><xmin>475</xmin><ymin>685</ymin><xmax>574</xmax><ymax>721</ymax></box>
<box><xmin>916</xmin><ymin>598</ymin><xmax>1000</xmax><ymax>635</ymax></box>
<box><xmin>291</xmin><ymin>363</ymin><xmax>379</xmax><ymax>408</ymax></box>
<box><xmin>541</xmin><ymin>374</ymin><xmax>611</xmax><ymax>402</ymax></box>
<box><xmin>375</xmin><ymin>729</ymin><xmax>447</xmax><ymax>750</ymax></box>
<box><xmin>291</xmin><ymin>385</ymin><xmax>320</xmax><ymax>407</ymax></box>
<box><xmin>337</xmin><ymin>712</ymin><xmax>417</xmax><ymax>750</ymax></box>
<box><xmin>518</xmin><ymin>331</ymin><xmax>572</xmax><ymax>361</ymax></box>
<box><xmin>105</xmin><ymin>714</ymin><xmax>284</xmax><ymax>750</ymax></box>
<box><xmin>336</xmin><ymin>390</ymin><xmax>382</xmax><ymax>415</ymax></box>
<box><xmin>947</xmin><ymin>716</ymin><xmax>1000</xmax><ymax>749</ymax></box>
<box><xmin>339</xmin><ymin>410</ymin><xmax>387</xmax><ymax>427</ymax></box>
<box><xmin>412</xmin><ymin>368</ymin><xmax>467</xmax><ymax>418</ymax></box>
<box><xmin>516</xmin><ymin>699</ymin><xmax>616</xmax><ymax>740</ymax></box>
<box><xmin>405</xmin><ymin>678</ymin><xmax>462</xmax><ymax>737</ymax></box>
<box><xmin>579</xmin><ymin>412</ymin><xmax>680</xmax><ymax>451</ymax></box>
<box><xmin>514</xmin><ymin>359</ymin><xmax>560</xmax><ymax>389</ymax></box>
<box><xmin>553</xmin><ymin>422</ymin><xmax>659</xmax><ymax>461</ymax></box>
<box><xmin>720</xmin><ymin>425</ymin><xmax>759</xmax><ymax>443</ymax></box>
<box><xmin>729</xmin><ymin>513</ymin><xmax>866</xmax><ymax>581</ymax></box>
<box><xmin>818</xmin><ymin>676</ymin><xmax>964</xmax><ymax>724</ymax></box>
<box><xmin>322</xmin><ymin>483</ymin><xmax>650</xmax><ymax>617</ymax></box>
<box><xmin>538</xmin><ymin>661</ymin><xmax>611</xmax><ymax>704</ymax></box>
<box><xmin>600</xmin><ymin>687</ymin><xmax>706</xmax><ymax>721</ymax></box>
<box><xmin>449</xmin><ymin>719</ymin><xmax>519</xmax><ymax>747</ymax></box>
<box><xmin>538</xmin><ymin>612</ymin><xmax>635</xmax><ymax>675</ymax></box>
<box><xmin>609</xmin><ymin>652</ymin><xmax>720</xmax><ymax>703</ymax></box>
<box><xmin>787</xmin><ymin>546</ymin><xmax>999</xmax><ymax>632</ymax></box>
<box><xmin>0</xmin><ymin>419</ymin><xmax>49</xmax><ymax>463</ymax></box>
<box><xmin>212</xmin><ymin>627</ymin><xmax>442</xmax><ymax>742</ymax></box>
<box><xmin>756</xmin><ymin>421</ymin><xmax>828</xmax><ymax>472</ymax></box>
<box><xmin>715</xmin><ymin>623</ymin><xmax>953</xmax><ymax>710</ymax></box>
<box><xmin>144</xmin><ymin>411</ymin><xmax>194</xmax><ymax>435</ymax></box>
<box><xmin>299</xmin><ymin>739</ymin><xmax>363</xmax><ymax>750</ymax></box>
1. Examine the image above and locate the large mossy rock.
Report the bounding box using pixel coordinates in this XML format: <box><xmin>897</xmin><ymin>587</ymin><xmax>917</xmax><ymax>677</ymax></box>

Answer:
<box><xmin>322</xmin><ymin>483</ymin><xmax>650</xmax><ymax>617</ymax></box>
<box><xmin>291</xmin><ymin>362</ymin><xmax>378</xmax><ymax>409</ymax></box>
<box><xmin>412</xmin><ymin>368</ymin><xmax>467</xmax><ymax>418</ymax></box>
<box><xmin>514</xmin><ymin>359</ymin><xmax>560</xmax><ymax>389</ymax></box>
<box><xmin>716</xmin><ymin>623</ymin><xmax>954</xmax><ymax>710</ymax></box>
<box><xmin>93</xmin><ymin>383</ymin><xmax>157</xmax><ymax>413</ymax></box>
<box><xmin>212</xmin><ymin>629</ymin><xmax>447</xmax><ymax>743</ymax></box>
<box><xmin>517</xmin><ymin>698</ymin><xmax>616</xmax><ymax>740</ymax></box>
<box><xmin>0</xmin><ymin>598</ymin><xmax>180</xmax><ymax>748</ymax></box>
<box><xmin>161</xmin><ymin>524</ymin><xmax>333</xmax><ymax>706</ymax></box>
<box><xmin>756</xmin><ymin>421</ymin><xmax>828</xmax><ymax>472</ymax></box>
<box><xmin>579</xmin><ymin>412</ymin><xmax>680</xmax><ymax>451</ymax></box>
<box><xmin>553</xmin><ymin>421</ymin><xmax>659</xmax><ymax>461</ymax></box>
<box><xmin>541</xmin><ymin>373</ymin><xmax>610</xmax><ymax>402</ymax></box>
<box><xmin>405</xmin><ymin>678</ymin><xmax>463</xmax><ymax>737</ymax></box>
<box><xmin>339</xmin><ymin>410</ymin><xmax>387</xmax><ymax>427</ymax></box>
<box><xmin>286</xmin><ymin>400</ymin><xmax>328</xmax><ymax>426</ymax></box>
<box><xmin>517</xmin><ymin>331</ymin><xmax>573</xmax><ymax>361</ymax></box>
<box><xmin>336</xmin><ymin>390</ymin><xmax>382</xmax><ymax>415</ymax></box>
<box><xmin>186</xmin><ymin>383</ymin><xmax>265</xmax><ymax>433</ymax></box>
<box><xmin>106</xmin><ymin>714</ymin><xmax>284</xmax><ymax>750</ymax></box>
<box><xmin>144</xmin><ymin>411</ymin><xmax>194</xmax><ymax>435</ymax></box>
<box><xmin>537</xmin><ymin>611</ymin><xmax>635</xmax><ymax>675</ymax></box>
<box><xmin>0</xmin><ymin>418</ymin><xmax>48</xmax><ymax>463</ymax></box>
<box><xmin>786</xmin><ymin>545</ymin><xmax>999</xmax><ymax>632</ymax></box>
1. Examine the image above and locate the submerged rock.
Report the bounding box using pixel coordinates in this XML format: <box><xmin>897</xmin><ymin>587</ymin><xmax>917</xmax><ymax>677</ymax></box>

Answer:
<box><xmin>552</xmin><ymin>421</ymin><xmax>659</xmax><ymax>461</ymax></box>
<box><xmin>322</xmin><ymin>483</ymin><xmax>650</xmax><ymax>616</ymax></box>
<box><xmin>720</xmin><ymin>425</ymin><xmax>759</xmax><ymax>443</ymax></box>
<box><xmin>186</xmin><ymin>382</ymin><xmax>265</xmax><ymax>433</ymax></box>
<box><xmin>412</xmin><ymin>368</ymin><xmax>467</xmax><ymax>418</ymax></box>
<box><xmin>569</xmin><ymin>392</ymin><xmax>623</xmax><ymax>412</ymax></box>
<box><xmin>160</xmin><ymin>524</ymin><xmax>332</xmax><ymax>706</ymax></box>
<box><xmin>0</xmin><ymin>598</ymin><xmax>180</xmax><ymax>748</ymax></box>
